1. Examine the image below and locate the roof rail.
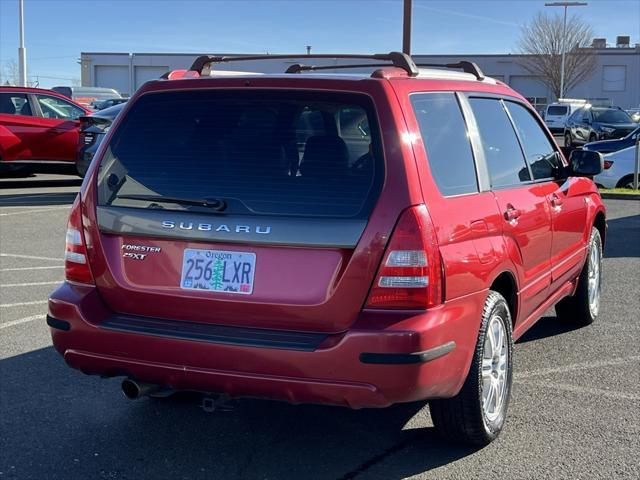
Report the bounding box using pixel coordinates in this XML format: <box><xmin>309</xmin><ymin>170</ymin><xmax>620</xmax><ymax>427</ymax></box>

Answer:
<box><xmin>190</xmin><ymin>51</ymin><xmax>419</xmax><ymax>77</ymax></box>
<box><xmin>415</xmin><ymin>61</ymin><xmax>485</xmax><ymax>80</ymax></box>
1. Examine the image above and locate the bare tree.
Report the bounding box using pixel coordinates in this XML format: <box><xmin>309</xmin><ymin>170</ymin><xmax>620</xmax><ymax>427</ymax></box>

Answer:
<box><xmin>518</xmin><ymin>12</ymin><xmax>597</xmax><ymax>99</ymax></box>
<box><xmin>1</xmin><ymin>59</ymin><xmax>20</xmax><ymax>86</ymax></box>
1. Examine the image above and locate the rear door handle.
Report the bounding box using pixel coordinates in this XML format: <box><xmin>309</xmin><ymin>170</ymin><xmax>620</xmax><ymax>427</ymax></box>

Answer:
<box><xmin>550</xmin><ymin>193</ymin><xmax>563</xmax><ymax>210</ymax></box>
<box><xmin>504</xmin><ymin>204</ymin><xmax>521</xmax><ymax>222</ymax></box>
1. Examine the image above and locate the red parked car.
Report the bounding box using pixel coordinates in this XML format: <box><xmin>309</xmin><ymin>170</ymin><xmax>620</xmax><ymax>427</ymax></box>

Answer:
<box><xmin>0</xmin><ymin>86</ymin><xmax>89</xmax><ymax>174</ymax></box>
<box><xmin>48</xmin><ymin>53</ymin><xmax>606</xmax><ymax>446</ymax></box>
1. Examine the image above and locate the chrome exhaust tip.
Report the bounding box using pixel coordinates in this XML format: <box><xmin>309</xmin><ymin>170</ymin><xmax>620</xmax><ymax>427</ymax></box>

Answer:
<box><xmin>121</xmin><ymin>379</ymin><xmax>160</xmax><ymax>400</ymax></box>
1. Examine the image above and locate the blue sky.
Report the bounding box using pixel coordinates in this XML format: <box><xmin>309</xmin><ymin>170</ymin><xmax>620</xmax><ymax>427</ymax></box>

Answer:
<box><xmin>1</xmin><ymin>0</ymin><xmax>638</xmax><ymax>87</ymax></box>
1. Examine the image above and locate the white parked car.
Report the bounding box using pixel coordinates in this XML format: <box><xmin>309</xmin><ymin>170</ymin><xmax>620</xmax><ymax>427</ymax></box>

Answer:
<box><xmin>595</xmin><ymin>145</ymin><xmax>640</xmax><ymax>189</ymax></box>
<box><xmin>543</xmin><ymin>100</ymin><xmax>586</xmax><ymax>134</ymax></box>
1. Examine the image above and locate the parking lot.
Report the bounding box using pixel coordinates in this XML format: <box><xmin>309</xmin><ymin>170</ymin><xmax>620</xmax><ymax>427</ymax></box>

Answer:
<box><xmin>0</xmin><ymin>173</ymin><xmax>638</xmax><ymax>480</ymax></box>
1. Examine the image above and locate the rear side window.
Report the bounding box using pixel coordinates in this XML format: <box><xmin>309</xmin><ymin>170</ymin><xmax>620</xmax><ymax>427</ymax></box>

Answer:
<box><xmin>469</xmin><ymin>98</ymin><xmax>531</xmax><ymax>188</ymax></box>
<box><xmin>505</xmin><ymin>102</ymin><xmax>558</xmax><ymax>180</ymax></box>
<box><xmin>35</xmin><ymin>95</ymin><xmax>84</xmax><ymax>120</ymax></box>
<box><xmin>98</xmin><ymin>90</ymin><xmax>382</xmax><ymax>218</ymax></box>
<box><xmin>547</xmin><ymin>106</ymin><xmax>568</xmax><ymax>116</ymax></box>
<box><xmin>0</xmin><ymin>93</ymin><xmax>32</xmax><ymax>116</ymax></box>
<box><xmin>411</xmin><ymin>93</ymin><xmax>478</xmax><ymax>196</ymax></box>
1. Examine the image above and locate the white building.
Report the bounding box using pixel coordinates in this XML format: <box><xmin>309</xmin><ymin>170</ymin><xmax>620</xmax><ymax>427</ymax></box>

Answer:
<box><xmin>80</xmin><ymin>39</ymin><xmax>639</xmax><ymax>111</ymax></box>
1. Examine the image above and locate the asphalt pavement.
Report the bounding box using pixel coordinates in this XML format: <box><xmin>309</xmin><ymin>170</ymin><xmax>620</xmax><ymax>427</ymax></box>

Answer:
<box><xmin>0</xmin><ymin>173</ymin><xmax>639</xmax><ymax>480</ymax></box>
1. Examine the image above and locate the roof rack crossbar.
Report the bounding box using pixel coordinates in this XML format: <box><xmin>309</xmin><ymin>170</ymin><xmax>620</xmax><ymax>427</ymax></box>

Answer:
<box><xmin>415</xmin><ymin>61</ymin><xmax>485</xmax><ymax>80</ymax></box>
<box><xmin>191</xmin><ymin>51</ymin><xmax>419</xmax><ymax>77</ymax></box>
<box><xmin>285</xmin><ymin>63</ymin><xmax>402</xmax><ymax>74</ymax></box>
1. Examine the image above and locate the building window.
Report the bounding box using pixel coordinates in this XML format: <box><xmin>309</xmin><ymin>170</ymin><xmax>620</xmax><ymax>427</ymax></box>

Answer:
<box><xmin>525</xmin><ymin>97</ymin><xmax>548</xmax><ymax>115</ymax></box>
<box><xmin>602</xmin><ymin>65</ymin><xmax>626</xmax><ymax>92</ymax></box>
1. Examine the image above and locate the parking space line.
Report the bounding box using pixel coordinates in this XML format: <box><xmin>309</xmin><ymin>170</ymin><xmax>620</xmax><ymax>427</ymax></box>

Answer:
<box><xmin>0</xmin><ymin>207</ymin><xmax>69</xmax><ymax>217</ymax></box>
<box><xmin>0</xmin><ymin>205</ymin><xmax>66</xmax><ymax>209</ymax></box>
<box><xmin>517</xmin><ymin>356</ymin><xmax>640</xmax><ymax>379</ymax></box>
<box><xmin>0</xmin><ymin>300</ymin><xmax>48</xmax><ymax>308</ymax></box>
<box><xmin>517</xmin><ymin>378</ymin><xmax>640</xmax><ymax>402</ymax></box>
<box><xmin>0</xmin><ymin>253</ymin><xmax>62</xmax><ymax>262</ymax></box>
<box><xmin>0</xmin><ymin>314</ymin><xmax>45</xmax><ymax>330</ymax></box>
<box><xmin>1</xmin><ymin>265</ymin><xmax>63</xmax><ymax>272</ymax></box>
<box><xmin>1</xmin><ymin>281</ymin><xmax>60</xmax><ymax>287</ymax></box>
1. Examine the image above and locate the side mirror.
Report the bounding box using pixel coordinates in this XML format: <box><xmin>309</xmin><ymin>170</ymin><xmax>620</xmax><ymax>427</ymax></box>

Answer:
<box><xmin>569</xmin><ymin>150</ymin><xmax>603</xmax><ymax>176</ymax></box>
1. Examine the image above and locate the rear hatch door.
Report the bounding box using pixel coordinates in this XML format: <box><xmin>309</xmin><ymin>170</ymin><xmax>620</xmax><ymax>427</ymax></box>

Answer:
<box><xmin>87</xmin><ymin>85</ymin><xmax>400</xmax><ymax>333</ymax></box>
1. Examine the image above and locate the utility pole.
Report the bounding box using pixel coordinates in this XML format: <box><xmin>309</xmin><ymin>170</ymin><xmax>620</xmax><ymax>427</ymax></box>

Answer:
<box><xmin>18</xmin><ymin>0</ymin><xmax>27</xmax><ymax>86</ymax></box>
<box><xmin>634</xmin><ymin>135</ymin><xmax>639</xmax><ymax>190</ymax></box>
<box><xmin>545</xmin><ymin>2</ymin><xmax>587</xmax><ymax>99</ymax></box>
<box><xmin>402</xmin><ymin>0</ymin><xmax>412</xmax><ymax>55</ymax></box>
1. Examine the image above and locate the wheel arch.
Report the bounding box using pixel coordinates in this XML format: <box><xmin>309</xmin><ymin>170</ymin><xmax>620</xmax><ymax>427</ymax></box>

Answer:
<box><xmin>489</xmin><ymin>270</ymin><xmax>519</xmax><ymax>326</ymax></box>
<box><xmin>615</xmin><ymin>174</ymin><xmax>638</xmax><ymax>190</ymax></box>
<box><xmin>593</xmin><ymin>210</ymin><xmax>607</xmax><ymax>249</ymax></box>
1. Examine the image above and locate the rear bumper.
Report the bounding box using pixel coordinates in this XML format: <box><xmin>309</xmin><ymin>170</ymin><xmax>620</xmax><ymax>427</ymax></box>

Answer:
<box><xmin>48</xmin><ymin>282</ymin><xmax>485</xmax><ymax>408</ymax></box>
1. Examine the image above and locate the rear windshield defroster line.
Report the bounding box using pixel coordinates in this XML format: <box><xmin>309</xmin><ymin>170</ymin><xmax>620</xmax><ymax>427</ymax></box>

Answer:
<box><xmin>97</xmin><ymin>89</ymin><xmax>384</xmax><ymax>219</ymax></box>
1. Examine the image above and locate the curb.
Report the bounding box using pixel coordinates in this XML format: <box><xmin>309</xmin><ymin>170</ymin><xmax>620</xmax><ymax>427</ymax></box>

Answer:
<box><xmin>600</xmin><ymin>192</ymin><xmax>640</xmax><ymax>200</ymax></box>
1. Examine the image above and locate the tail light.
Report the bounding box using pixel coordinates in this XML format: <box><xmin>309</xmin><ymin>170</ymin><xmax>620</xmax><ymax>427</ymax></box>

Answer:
<box><xmin>365</xmin><ymin>205</ymin><xmax>443</xmax><ymax>309</ymax></box>
<box><xmin>65</xmin><ymin>195</ymin><xmax>94</xmax><ymax>285</ymax></box>
<box><xmin>603</xmin><ymin>160</ymin><xmax>614</xmax><ymax>170</ymax></box>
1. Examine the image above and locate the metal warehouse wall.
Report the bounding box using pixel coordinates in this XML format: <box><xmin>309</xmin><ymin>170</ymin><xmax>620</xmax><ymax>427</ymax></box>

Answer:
<box><xmin>80</xmin><ymin>49</ymin><xmax>639</xmax><ymax>109</ymax></box>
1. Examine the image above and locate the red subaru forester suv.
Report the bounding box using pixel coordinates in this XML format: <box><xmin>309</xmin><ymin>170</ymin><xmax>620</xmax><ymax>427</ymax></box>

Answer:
<box><xmin>48</xmin><ymin>53</ymin><xmax>606</xmax><ymax>445</ymax></box>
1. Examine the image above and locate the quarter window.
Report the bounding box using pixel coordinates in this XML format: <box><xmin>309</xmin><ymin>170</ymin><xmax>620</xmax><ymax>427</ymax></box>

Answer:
<box><xmin>469</xmin><ymin>98</ymin><xmax>531</xmax><ymax>188</ymax></box>
<box><xmin>505</xmin><ymin>102</ymin><xmax>558</xmax><ymax>180</ymax></box>
<box><xmin>411</xmin><ymin>93</ymin><xmax>478</xmax><ymax>196</ymax></box>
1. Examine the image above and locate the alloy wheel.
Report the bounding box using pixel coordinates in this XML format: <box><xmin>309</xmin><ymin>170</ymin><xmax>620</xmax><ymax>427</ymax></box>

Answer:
<box><xmin>587</xmin><ymin>239</ymin><xmax>602</xmax><ymax>317</ymax></box>
<box><xmin>481</xmin><ymin>314</ymin><xmax>509</xmax><ymax>423</ymax></box>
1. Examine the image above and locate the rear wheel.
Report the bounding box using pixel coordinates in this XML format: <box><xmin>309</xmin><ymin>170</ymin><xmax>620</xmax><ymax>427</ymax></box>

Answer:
<box><xmin>564</xmin><ymin>131</ymin><xmax>573</xmax><ymax>148</ymax></box>
<box><xmin>616</xmin><ymin>174</ymin><xmax>639</xmax><ymax>190</ymax></box>
<box><xmin>430</xmin><ymin>291</ymin><xmax>513</xmax><ymax>446</ymax></box>
<box><xmin>555</xmin><ymin>227</ymin><xmax>603</xmax><ymax>326</ymax></box>
<box><xmin>589</xmin><ymin>133</ymin><xmax>597</xmax><ymax>143</ymax></box>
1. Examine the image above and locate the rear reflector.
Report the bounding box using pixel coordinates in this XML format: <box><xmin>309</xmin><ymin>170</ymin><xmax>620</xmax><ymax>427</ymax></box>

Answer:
<box><xmin>378</xmin><ymin>276</ymin><xmax>429</xmax><ymax>288</ymax></box>
<box><xmin>365</xmin><ymin>205</ymin><xmax>442</xmax><ymax>309</ymax></box>
<box><xmin>64</xmin><ymin>195</ymin><xmax>94</xmax><ymax>285</ymax></box>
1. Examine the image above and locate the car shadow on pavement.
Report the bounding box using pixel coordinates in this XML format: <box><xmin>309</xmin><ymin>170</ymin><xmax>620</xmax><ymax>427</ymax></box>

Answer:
<box><xmin>516</xmin><ymin>315</ymin><xmax>583</xmax><ymax>344</ymax></box>
<box><xmin>0</xmin><ymin>177</ymin><xmax>82</xmax><ymax>190</ymax></box>
<box><xmin>603</xmin><ymin>213</ymin><xmax>640</xmax><ymax>259</ymax></box>
<box><xmin>0</xmin><ymin>346</ymin><xmax>478</xmax><ymax>480</ymax></box>
<box><xmin>0</xmin><ymin>191</ymin><xmax>78</xmax><ymax>206</ymax></box>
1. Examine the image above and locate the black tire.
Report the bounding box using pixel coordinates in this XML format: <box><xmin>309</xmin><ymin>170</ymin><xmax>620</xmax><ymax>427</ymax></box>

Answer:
<box><xmin>75</xmin><ymin>162</ymin><xmax>87</xmax><ymax>178</ymax></box>
<box><xmin>430</xmin><ymin>291</ymin><xmax>513</xmax><ymax>446</ymax></box>
<box><xmin>564</xmin><ymin>131</ymin><xmax>573</xmax><ymax>149</ymax></box>
<box><xmin>555</xmin><ymin>227</ymin><xmax>603</xmax><ymax>326</ymax></box>
<box><xmin>588</xmin><ymin>133</ymin><xmax>597</xmax><ymax>143</ymax></box>
<box><xmin>616</xmin><ymin>174</ymin><xmax>639</xmax><ymax>190</ymax></box>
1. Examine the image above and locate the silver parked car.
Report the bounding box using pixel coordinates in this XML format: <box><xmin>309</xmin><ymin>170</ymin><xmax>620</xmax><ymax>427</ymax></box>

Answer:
<box><xmin>595</xmin><ymin>146</ymin><xmax>640</xmax><ymax>189</ymax></box>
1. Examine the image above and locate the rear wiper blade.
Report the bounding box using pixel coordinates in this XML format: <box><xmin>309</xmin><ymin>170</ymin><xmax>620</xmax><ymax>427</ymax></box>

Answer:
<box><xmin>115</xmin><ymin>194</ymin><xmax>227</xmax><ymax>211</ymax></box>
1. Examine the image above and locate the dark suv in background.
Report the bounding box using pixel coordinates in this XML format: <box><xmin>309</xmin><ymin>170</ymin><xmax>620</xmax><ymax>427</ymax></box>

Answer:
<box><xmin>564</xmin><ymin>106</ymin><xmax>638</xmax><ymax>148</ymax></box>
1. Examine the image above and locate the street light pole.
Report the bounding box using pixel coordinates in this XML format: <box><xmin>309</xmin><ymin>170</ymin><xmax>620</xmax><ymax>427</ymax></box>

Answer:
<box><xmin>402</xmin><ymin>0</ymin><xmax>412</xmax><ymax>55</ymax></box>
<box><xmin>545</xmin><ymin>2</ymin><xmax>587</xmax><ymax>99</ymax></box>
<box><xmin>18</xmin><ymin>0</ymin><xmax>27</xmax><ymax>86</ymax></box>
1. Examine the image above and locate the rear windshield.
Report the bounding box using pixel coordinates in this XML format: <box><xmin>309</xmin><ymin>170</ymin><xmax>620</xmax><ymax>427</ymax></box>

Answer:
<box><xmin>591</xmin><ymin>108</ymin><xmax>632</xmax><ymax>124</ymax></box>
<box><xmin>97</xmin><ymin>90</ymin><xmax>382</xmax><ymax>218</ymax></box>
<box><xmin>547</xmin><ymin>106</ymin><xmax>568</xmax><ymax>116</ymax></box>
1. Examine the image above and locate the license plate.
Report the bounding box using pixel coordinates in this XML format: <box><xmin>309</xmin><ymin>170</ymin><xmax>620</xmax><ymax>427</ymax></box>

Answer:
<box><xmin>180</xmin><ymin>248</ymin><xmax>256</xmax><ymax>294</ymax></box>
